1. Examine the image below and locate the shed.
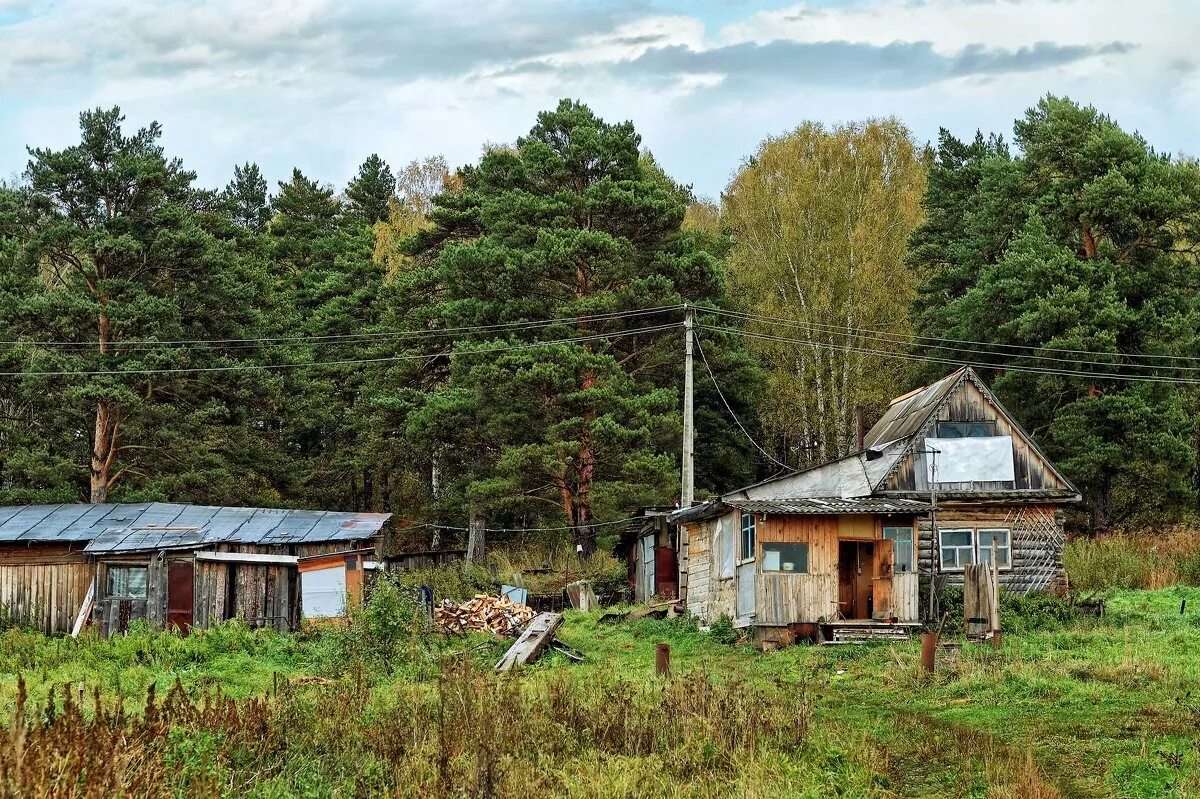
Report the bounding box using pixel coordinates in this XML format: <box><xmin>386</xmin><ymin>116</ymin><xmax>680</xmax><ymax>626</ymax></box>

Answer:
<box><xmin>670</xmin><ymin>367</ymin><xmax>1080</xmax><ymax>642</ymax></box>
<box><xmin>0</xmin><ymin>502</ymin><xmax>391</xmax><ymax>635</ymax></box>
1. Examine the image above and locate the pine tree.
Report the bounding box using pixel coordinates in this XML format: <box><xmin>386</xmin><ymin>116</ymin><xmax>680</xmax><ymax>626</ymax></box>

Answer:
<box><xmin>345</xmin><ymin>154</ymin><xmax>396</xmax><ymax>225</ymax></box>
<box><xmin>223</xmin><ymin>162</ymin><xmax>270</xmax><ymax>231</ymax></box>
<box><xmin>909</xmin><ymin>96</ymin><xmax>1200</xmax><ymax>528</ymax></box>
<box><xmin>4</xmin><ymin>107</ymin><xmax>273</xmax><ymax>503</ymax></box>
<box><xmin>401</xmin><ymin>100</ymin><xmax>726</xmax><ymax>554</ymax></box>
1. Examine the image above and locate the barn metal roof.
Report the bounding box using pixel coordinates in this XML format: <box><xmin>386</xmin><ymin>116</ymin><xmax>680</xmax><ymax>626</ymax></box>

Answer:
<box><xmin>863</xmin><ymin>368</ymin><xmax>965</xmax><ymax>449</ymax></box>
<box><xmin>0</xmin><ymin>503</ymin><xmax>389</xmax><ymax>552</ymax></box>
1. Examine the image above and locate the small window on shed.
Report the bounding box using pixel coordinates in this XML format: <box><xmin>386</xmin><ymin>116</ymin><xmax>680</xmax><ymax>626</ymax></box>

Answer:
<box><xmin>761</xmin><ymin>542</ymin><xmax>808</xmax><ymax>573</ymax></box>
<box><xmin>936</xmin><ymin>421</ymin><xmax>996</xmax><ymax>438</ymax></box>
<box><xmin>882</xmin><ymin>526</ymin><xmax>915</xmax><ymax>573</ymax></box>
<box><xmin>107</xmin><ymin>566</ymin><xmax>149</xmax><ymax>599</ymax></box>
<box><xmin>740</xmin><ymin>513</ymin><xmax>756</xmax><ymax>561</ymax></box>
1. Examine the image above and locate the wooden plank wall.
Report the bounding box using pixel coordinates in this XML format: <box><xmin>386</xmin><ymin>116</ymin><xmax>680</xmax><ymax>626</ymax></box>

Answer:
<box><xmin>894</xmin><ymin>572</ymin><xmax>920</xmax><ymax>622</ymax></box>
<box><xmin>883</xmin><ymin>378</ymin><xmax>1069</xmax><ymax>493</ymax></box>
<box><xmin>682</xmin><ymin>519</ymin><xmax>713</xmax><ymax>619</ymax></box>
<box><xmin>0</xmin><ymin>545</ymin><xmax>92</xmax><ymax>634</ymax></box>
<box><xmin>752</xmin><ymin>515</ymin><xmax>840</xmax><ymax>624</ymax></box>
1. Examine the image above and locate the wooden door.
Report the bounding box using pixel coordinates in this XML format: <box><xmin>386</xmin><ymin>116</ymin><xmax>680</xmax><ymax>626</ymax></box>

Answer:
<box><xmin>167</xmin><ymin>560</ymin><xmax>194</xmax><ymax>634</ymax></box>
<box><xmin>872</xmin><ymin>539</ymin><xmax>894</xmax><ymax>620</ymax></box>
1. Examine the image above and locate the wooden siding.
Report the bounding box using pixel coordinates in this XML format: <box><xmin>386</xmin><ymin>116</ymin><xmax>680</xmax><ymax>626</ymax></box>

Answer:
<box><xmin>881</xmin><ymin>378</ymin><xmax>1069</xmax><ymax>493</ymax></box>
<box><xmin>747</xmin><ymin>515</ymin><xmax>842</xmax><ymax>625</ymax></box>
<box><xmin>917</xmin><ymin>504</ymin><xmax>1065</xmax><ymax>593</ymax></box>
<box><xmin>894</xmin><ymin>572</ymin><xmax>920</xmax><ymax>622</ymax></box>
<box><xmin>0</xmin><ymin>545</ymin><xmax>92</xmax><ymax>634</ymax></box>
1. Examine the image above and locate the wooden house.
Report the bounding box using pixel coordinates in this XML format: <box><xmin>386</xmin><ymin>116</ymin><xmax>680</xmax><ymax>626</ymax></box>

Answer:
<box><xmin>670</xmin><ymin>367</ymin><xmax>1079</xmax><ymax>642</ymax></box>
<box><xmin>0</xmin><ymin>503</ymin><xmax>391</xmax><ymax>635</ymax></box>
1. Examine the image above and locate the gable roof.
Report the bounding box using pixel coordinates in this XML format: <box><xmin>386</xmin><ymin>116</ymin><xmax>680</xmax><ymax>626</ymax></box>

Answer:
<box><xmin>678</xmin><ymin>366</ymin><xmax>1078</xmax><ymax>522</ymax></box>
<box><xmin>0</xmin><ymin>503</ymin><xmax>390</xmax><ymax>552</ymax></box>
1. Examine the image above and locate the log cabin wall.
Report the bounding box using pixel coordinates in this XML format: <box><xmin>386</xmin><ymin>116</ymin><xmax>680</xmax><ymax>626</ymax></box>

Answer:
<box><xmin>881</xmin><ymin>378</ymin><xmax>1069</xmax><ymax>493</ymax></box>
<box><xmin>917</xmin><ymin>503</ymin><xmax>1065</xmax><ymax>593</ymax></box>
<box><xmin>0</xmin><ymin>544</ymin><xmax>93</xmax><ymax>634</ymax></box>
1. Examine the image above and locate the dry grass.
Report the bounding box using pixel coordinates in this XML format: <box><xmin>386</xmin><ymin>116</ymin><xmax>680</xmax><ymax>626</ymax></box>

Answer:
<box><xmin>1064</xmin><ymin>526</ymin><xmax>1200</xmax><ymax>591</ymax></box>
<box><xmin>0</xmin><ymin>659</ymin><xmax>814</xmax><ymax>798</ymax></box>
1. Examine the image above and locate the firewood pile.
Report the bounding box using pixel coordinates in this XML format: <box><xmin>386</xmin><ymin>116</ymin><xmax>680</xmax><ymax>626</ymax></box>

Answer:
<box><xmin>434</xmin><ymin>594</ymin><xmax>537</xmax><ymax>636</ymax></box>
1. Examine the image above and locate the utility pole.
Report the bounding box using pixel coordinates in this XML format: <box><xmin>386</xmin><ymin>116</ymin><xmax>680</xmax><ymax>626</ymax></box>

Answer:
<box><xmin>681</xmin><ymin>304</ymin><xmax>695</xmax><ymax>508</ymax></box>
<box><xmin>927</xmin><ymin>447</ymin><xmax>939</xmax><ymax>620</ymax></box>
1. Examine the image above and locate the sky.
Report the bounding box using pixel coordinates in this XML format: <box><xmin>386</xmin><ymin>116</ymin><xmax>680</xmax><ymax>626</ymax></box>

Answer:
<box><xmin>0</xmin><ymin>0</ymin><xmax>1194</xmax><ymax>199</ymax></box>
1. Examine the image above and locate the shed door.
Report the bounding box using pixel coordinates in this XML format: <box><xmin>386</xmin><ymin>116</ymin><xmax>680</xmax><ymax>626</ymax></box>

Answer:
<box><xmin>640</xmin><ymin>534</ymin><xmax>656</xmax><ymax>600</ymax></box>
<box><xmin>167</xmin><ymin>560</ymin><xmax>194</xmax><ymax>634</ymax></box>
<box><xmin>872</xmin><ymin>540</ymin><xmax>894</xmax><ymax>620</ymax></box>
<box><xmin>735</xmin><ymin>562</ymin><xmax>755</xmax><ymax>625</ymax></box>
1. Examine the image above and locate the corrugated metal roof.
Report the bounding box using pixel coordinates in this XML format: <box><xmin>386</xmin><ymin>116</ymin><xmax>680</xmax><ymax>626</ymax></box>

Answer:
<box><xmin>732</xmin><ymin>497</ymin><xmax>933</xmax><ymax>515</ymax></box>
<box><xmin>0</xmin><ymin>503</ymin><xmax>390</xmax><ymax>552</ymax></box>
<box><xmin>863</xmin><ymin>368</ymin><xmax>965</xmax><ymax>449</ymax></box>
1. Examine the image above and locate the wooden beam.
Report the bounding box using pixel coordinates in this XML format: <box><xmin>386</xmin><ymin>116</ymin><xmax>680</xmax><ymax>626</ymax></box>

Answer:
<box><xmin>195</xmin><ymin>551</ymin><xmax>298</xmax><ymax>566</ymax></box>
<box><xmin>495</xmin><ymin>612</ymin><xmax>563</xmax><ymax>671</ymax></box>
<box><xmin>70</xmin><ymin>579</ymin><xmax>94</xmax><ymax>638</ymax></box>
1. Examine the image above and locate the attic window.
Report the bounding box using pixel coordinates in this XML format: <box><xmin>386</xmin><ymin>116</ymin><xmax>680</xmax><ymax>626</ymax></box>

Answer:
<box><xmin>936</xmin><ymin>421</ymin><xmax>996</xmax><ymax>438</ymax></box>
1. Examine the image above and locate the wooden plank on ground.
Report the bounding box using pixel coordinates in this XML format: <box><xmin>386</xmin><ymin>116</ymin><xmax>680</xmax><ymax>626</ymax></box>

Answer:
<box><xmin>495</xmin><ymin>612</ymin><xmax>563</xmax><ymax>671</ymax></box>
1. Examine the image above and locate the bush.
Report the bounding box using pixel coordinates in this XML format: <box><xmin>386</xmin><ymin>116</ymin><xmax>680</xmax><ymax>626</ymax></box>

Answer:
<box><xmin>1000</xmin><ymin>591</ymin><xmax>1076</xmax><ymax>633</ymax></box>
<box><xmin>708</xmin><ymin>614</ymin><xmax>740</xmax><ymax>645</ymax></box>
<box><xmin>318</xmin><ymin>574</ymin><xmax>426</xmax><ymax>678</ymax></box>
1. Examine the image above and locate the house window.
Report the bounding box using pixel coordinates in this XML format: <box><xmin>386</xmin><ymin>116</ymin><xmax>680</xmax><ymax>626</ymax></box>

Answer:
<box><xmin>936</xmin><ymin>421</ymin><xmax>996</xmax><ymax>438</ymax></box>
<box><xmin>882</xmin><ymin>526</ymin><xmax>915</xmax><ymax>573</ymax></box>
<box><xmin>740</xmin><ymin>513</ymin><xmax>756</xmax><ymax>560</ymax></box>
<box><xmin>940</xmin><ymin>529</ymin><xmax>975</xmax><ymax>570</ymax></box>
<box><xmin>107</xmin><ymin>566</ymin><xmax>149</xmax><ymax>599</ymax></box>
<box><xmin>977</xmin><ymin>529</ymin><xmax>1011</xmax><ymax>567</ymax></box>
<box><xmin>761</xmin><ymin>542</ymin><xmax>808</xmax><ymax>573</ymax></box>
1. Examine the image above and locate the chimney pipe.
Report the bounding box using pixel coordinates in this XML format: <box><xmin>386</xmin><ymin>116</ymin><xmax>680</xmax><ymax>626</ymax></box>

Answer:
<box><xmin>855</xmin><ymin>405</ymin><xmax>866</xmax><ymax>452</ymax></box>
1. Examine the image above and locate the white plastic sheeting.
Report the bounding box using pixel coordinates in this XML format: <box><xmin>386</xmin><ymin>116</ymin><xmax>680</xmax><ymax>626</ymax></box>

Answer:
<box><xmin>715</xmin><ymin>515</ymin><xmax>735</xmax><ymax>579</ymax></box>
<box><xmin>301</xmin><ymin>565</ymin><xmax>346</xmax><ymax>618</ymax></box>
<box><xmin>926</xmin><ymin>436</ymin><xmax>1015</xmax><ymax>484</ymax></box>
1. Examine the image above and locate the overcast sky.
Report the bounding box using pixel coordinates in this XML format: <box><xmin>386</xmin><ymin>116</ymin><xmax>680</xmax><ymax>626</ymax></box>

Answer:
<box><xmin>0</xmin><ymin>0</ymin><xmax>1193</xmax><ymax>199</ymax></box>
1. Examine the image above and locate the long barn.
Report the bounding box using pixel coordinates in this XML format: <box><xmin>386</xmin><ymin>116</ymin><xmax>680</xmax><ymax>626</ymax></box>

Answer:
<box><xmin>0</xmin><ymin>503</ymin><xmax>390</xmax><ymax>635</ymax></box>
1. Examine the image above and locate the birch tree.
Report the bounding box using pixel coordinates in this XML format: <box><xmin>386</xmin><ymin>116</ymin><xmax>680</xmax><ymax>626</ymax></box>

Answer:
<box><xmin>722</xmin><ymin>119</ymin><xmax>926</xmax><ymax>464</ymax></box>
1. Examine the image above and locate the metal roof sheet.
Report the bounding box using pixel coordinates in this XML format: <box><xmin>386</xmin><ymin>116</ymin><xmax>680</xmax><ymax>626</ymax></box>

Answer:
<box><xmin>863</xmin><ymin>368</ymin><xmax>965</xmax><ymax>449</ymax></box>
<box><xmin>0</xmin><ymin>503</ymin><xmax>390</xmax><ymax>552</ymax></box>
<box><xmin>732</xmin><ymin>497</ymin><xmax>933</xmax><ymax>515</ymax></box>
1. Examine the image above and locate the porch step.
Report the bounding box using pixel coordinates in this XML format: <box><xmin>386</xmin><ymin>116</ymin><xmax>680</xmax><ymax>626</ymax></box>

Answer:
<box><xmin>822</xmin><ymin>621</ymin><xmax>918</xmax><ymax>644</ymax></box>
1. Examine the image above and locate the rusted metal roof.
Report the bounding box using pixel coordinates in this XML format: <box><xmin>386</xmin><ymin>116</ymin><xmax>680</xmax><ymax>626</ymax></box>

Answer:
<box><xmin>0</xmin><ymin>502</ymin><xmax>389</xmax><ymax>551</ymax></box>
<box><xmin>732</xmin><ymin>497</ymin><xmax>933</xmax><ymax>515</ymax></box>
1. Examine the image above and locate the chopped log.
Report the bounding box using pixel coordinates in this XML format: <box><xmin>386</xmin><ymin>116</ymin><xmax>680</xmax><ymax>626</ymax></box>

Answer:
<box><xmin>495</xmin><ymin>612</ymin><xmax>563</xmax><ymax>671</ymax></box>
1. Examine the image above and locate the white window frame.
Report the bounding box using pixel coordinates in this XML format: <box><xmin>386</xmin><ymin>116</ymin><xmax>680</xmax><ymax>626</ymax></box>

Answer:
<box><xmin>739</xmin><ymin>513</ymin><xmax>756</xmax><ymax>563</ymax></box>
<box><xmin>977</xmin><ymin>528</ymin><xmax>1012</xmax><ymax>570</ymax></box>
<box><xmin>882</xmin><ymin>526</ymin><xmax>915</xmax><ymax>573</ymax></box>
<box><xmin>939</xmin><ymin>528</ymin><xmax>975</xmax><ymax>571</ymax></box>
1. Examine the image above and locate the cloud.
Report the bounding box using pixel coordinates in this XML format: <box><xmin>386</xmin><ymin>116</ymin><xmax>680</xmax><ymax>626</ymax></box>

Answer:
<box><xmin>0</xmin><ymin>0</ymin><xmax>1193</xmax><ymax>200</ymax></box>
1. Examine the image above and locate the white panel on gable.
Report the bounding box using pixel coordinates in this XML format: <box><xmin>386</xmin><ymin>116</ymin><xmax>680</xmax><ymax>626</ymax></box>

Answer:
<box><xmin>302</xmin><ymin>565</ymin><xmax>346</xmax><ymax>618</ymax></box>
<box><xmin>926</xmin><ymin>436</ymin><xmax>1015</xmax><ymax>484</ymax></box>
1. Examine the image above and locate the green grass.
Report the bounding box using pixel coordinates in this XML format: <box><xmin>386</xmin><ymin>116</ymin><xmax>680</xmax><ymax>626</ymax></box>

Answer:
<box><xmin>1</xmin><ymin>588</ymin><xmax>1198</xmax><ymax>797</ymax></box>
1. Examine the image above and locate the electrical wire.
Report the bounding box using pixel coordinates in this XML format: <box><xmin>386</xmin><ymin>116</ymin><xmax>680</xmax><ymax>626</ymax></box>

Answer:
<box><xmin>0</xmin><ymin>304</ymin><xmax>686</xmax><ymax>350</ymax></box>
<box><xmin>412</xmin><ymin>517</ymin><xmax>638</xmax><ymax>533</ymax></box>
<box><xmin>706</xmin><ymin>306</ymin><xmax>1200</xmax><ymax>367</ymax></box>
<box><xmin>693</xmin><ymin>334</ymin><xmax>790</xmax><ymax>468</ymax></box>
<box><xmin>0</xmin><ymin>323</ymin><xmax>682</xmax><ymax>377</ymax></box>
<box><xmin>700</xmin><ymin>322</ymin><xmax>1200</xmax><ymax>385</ymax></box>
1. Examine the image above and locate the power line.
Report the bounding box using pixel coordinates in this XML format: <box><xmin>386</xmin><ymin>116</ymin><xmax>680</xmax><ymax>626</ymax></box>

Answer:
<box><xmin>706</xmin><ymin>306</ymin><xmax>1200</xmax><ymax>367</ymax></box>
<box><xmin>700</xmin><ymin>322</ymin><xmax>1200</xmax><ymax>385</ymax></box>
<box><xmin>0</xmin><ymin>304</ymin><xmax>686</xmax><ymax>350</ymax></box>
<box><xmin>693</xmin><ymin>335</ymin><xmax>790</xmax><ymax>468</ymax></box>
<box><xmin>0</xmin><ymin>323</ymin><xmax>682</xmax><ymax>377</ymax></box>
<box><xmin>413</xmin><ymin>517</ymin><xmax>637</xmax><ymax>533</ymax></box>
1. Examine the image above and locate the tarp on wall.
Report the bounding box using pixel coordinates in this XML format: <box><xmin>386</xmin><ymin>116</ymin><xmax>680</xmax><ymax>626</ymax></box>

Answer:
<box><xmin>715</xmin><ymin>514</ymin><xmax>735</xmax><ymax>579</ymax></box>
<box><xmin>925</xmin><ymin>436</ymin><xmax>1015</xmax><ymax>484</ymax></box>
<box><xmin>301</xmin><ymin>565</ymin><xmax>346</xmax><ymax>618</ymax></box>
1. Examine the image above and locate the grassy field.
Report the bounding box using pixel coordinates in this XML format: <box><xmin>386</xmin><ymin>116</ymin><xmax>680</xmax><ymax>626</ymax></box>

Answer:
<box><xmin>0</xmin><ymin>586</ymin><xmax>1197</xmax><ymax>798</ymax></box>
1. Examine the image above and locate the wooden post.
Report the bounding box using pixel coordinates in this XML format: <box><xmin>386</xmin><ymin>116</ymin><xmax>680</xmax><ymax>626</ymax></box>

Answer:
<box><xmin>656</xmin><ymin>642</ymin><xmax>670</xmax><ymax>677</ymax></box>
<box><xmin>467</xmin><ymin>510</ymin><xmax>486</xmax><ymax>563</ymax></box>
<box><xmin>920</xmin><ymin>632</ymin><xmax>936</xmax><ymax>673</ymax></box>
<box><xmin>681</xmin><ymin>305</ymin><xmax>694</xmax><ymax>508</ymax></box>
